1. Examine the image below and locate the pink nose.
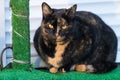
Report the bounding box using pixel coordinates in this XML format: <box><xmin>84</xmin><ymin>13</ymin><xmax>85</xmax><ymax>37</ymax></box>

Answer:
<box><xmin>55</xmin><ymin>33</ymin><xmax>59</xmax><ymax>37</ymax></box>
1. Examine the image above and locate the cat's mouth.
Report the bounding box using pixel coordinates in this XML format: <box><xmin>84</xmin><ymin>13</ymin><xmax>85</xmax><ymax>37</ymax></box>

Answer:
<box><xmin>56</xmin><ymin>36</ymin><xmax>66</xmax><ymax>42</ymax></box>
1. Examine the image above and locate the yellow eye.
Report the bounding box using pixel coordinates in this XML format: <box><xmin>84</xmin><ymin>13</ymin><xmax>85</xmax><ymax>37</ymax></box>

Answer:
<box><xmin>48</xmin><ymin>24</ymin><xmax>54</xmax><ymax>29</ymax></box>
<box><xmin>62</xmin><ymin>25</ymin><xmax>67</xmax><ymax>29</ymax></box>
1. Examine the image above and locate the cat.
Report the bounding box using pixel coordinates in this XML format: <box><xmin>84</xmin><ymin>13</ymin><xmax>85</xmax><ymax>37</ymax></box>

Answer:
<box><xmin>34</xmin><ymin>2</ymin><xmax>118</xmax><ymax>73</ymax></box>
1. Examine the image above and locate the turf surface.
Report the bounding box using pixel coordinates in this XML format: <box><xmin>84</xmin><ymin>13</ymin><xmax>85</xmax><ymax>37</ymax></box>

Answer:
<box><xmin>0</xmin><ymin>68</ymin><xmax>120</xmax><ymax>80</ymax></box>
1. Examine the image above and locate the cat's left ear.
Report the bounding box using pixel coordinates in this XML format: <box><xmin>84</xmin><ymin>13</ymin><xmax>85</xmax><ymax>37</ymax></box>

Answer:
<box><xmin>42</xmin><ymin>2</ymin><xmax>53</xmax><ymax>18</ymax></box>
<box><xmin>66</xmin><ymin>4</ymin><xmax>77</xmax><ymax>17</ymax></box>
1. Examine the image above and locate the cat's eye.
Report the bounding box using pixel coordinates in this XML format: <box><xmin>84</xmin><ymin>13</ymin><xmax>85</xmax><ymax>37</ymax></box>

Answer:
<box><xmin>48</xmin><ymin>24</ymin><xmax>54</xmax><ymax>29</ymax></box>
<box><xmin>62</xmin><ymin>25</ymin><xmax>67</xmax><ymax>29</ymax></box>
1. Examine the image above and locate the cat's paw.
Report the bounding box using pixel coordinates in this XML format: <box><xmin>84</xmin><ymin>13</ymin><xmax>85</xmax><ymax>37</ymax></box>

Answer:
<box><xmin>75</xmin><ymin>64</ymin><xmax>95</xmax><ymax>73</ymax></box>
<box><xmin>49</xmin><ymin>67</ymin><xmax>58</xmax><ymax>73</ymax></box>
<box><xmin>61</xmin><ymin>68</ymin><xmax>66</xmax><ymax>73</ymax></box>
<box><xmin>75</xmin><ymin>64</ymin><xmax>87</xmax><ymax>72</ymax></box>
<box><xmin>86</xmin><ymin>65</ymin><xmax>95</xmax><ymax>73</ymax></box>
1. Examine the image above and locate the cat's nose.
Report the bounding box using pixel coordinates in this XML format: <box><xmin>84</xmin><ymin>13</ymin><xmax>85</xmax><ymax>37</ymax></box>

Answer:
<box><xmin>55</xmin><ymin>33</ymin><xmax>59</xmax><ymax>37</ymax></box>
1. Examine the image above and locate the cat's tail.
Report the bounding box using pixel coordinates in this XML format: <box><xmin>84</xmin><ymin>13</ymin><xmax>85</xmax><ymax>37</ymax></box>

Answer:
<box><xmin>92</xmin><ymin>61</ymin><xmax>117</xmax><ymax>74</ymax></box>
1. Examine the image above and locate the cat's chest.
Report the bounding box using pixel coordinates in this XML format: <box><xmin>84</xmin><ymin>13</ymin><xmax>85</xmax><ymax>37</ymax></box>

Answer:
<box><xmin>47</xmin><ymin>42</ymin><xmax>69</xmax><ymax>68</ymax></box>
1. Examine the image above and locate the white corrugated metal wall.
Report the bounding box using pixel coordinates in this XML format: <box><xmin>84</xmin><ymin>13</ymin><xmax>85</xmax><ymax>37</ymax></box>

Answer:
<box><xmin>0</xmin><ymin>0</ymin><xmax>6</xmax><ymax>67</ymax></box>
<box><xmin>4</xmin><ymin>0</ymin><xmax>120</xmax><ymax>67</ymax></box>
<box><xmin>5</xmin><ymin>0</ymin><xmax>12</xmax><ymax>66</ymax></box>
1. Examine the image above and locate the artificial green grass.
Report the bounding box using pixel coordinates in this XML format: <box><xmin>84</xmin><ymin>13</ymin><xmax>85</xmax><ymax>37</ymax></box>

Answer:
<box><xmin>0</xmin><ymin>68</ymin><xmax>120</xmax><ymax>80</ymax></box>
<box><xmin>11</xmin><ymin>0</ymin><xmax>30</xmax><ymax>69</ymax></box>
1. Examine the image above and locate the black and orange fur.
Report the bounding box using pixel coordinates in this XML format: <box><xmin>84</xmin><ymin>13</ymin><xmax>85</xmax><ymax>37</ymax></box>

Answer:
<box><xmin>34</xmin><ymin>2</ymin><xmax>117</xmax><ymax>73</ymax></box>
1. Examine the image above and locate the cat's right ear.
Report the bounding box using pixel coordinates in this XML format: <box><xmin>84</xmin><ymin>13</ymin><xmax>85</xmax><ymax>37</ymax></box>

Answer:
<box><xmin>42</xmin><ymin>2</ymin><xmax>53</xmax><ymax>18</ymax></box>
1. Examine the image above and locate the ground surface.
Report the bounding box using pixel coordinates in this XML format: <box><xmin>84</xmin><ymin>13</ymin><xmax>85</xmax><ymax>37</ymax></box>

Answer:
<box><xmin>0</xmin><ymin>68</ymin><xmax>120</xmax><ymax>80</ymax></box>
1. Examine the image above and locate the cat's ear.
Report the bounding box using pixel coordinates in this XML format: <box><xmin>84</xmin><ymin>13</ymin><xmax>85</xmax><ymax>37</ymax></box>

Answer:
<box><xmin>42</xmin><ymin>2</ymin><xmax>53</xmax><ymax>17</ymax></box>
<box><xmin>66</xmin><ymin>4</ymin><xmax>77</xmax><ymax>17</ymax></box>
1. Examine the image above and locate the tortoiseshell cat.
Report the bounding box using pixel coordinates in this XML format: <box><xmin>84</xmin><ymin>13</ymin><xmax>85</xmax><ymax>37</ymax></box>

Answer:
<box><xmin>34</xmin><ymin>2</ymin><xmax>117</xmax><ymax>73</ymax></box>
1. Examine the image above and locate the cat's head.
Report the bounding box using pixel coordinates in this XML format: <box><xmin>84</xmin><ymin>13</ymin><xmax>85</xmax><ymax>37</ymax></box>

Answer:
<box><xmin>41</xmin><ymin>2</ymin><xmax>77</xmax><ymax>44</ymax></box>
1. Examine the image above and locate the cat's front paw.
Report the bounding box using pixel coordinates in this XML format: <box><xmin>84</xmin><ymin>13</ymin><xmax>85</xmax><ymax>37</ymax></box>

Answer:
<box><xmin>61</xmin><ymin>68</ymin><xmax>66</xmax><ymax>72</ymax></box>
<box><xmin>75</xmin><ymin>64</ymin><xmax>95</xmax><ymax>73</ymax></box>
<box><xmin>49</xmin><ymin>67</ymin><xmax>58</xmax><ymax>73</ymax></box>
<box><xmin>75</xmin><ymin>64</ymin><xmax>87</xmax><ymax>72</ymax></box>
